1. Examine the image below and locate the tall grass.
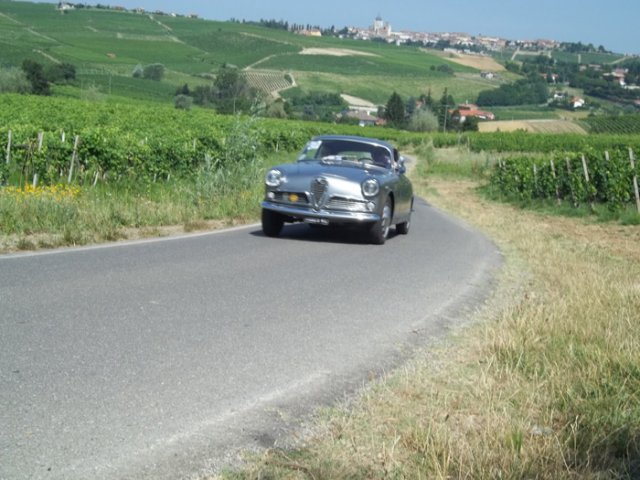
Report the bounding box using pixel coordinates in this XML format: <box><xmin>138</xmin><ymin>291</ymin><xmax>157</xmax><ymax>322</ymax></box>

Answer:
<box><xmin>219</xmin><ymin>149</ymin><xmax>640</xmax><ymax>479</ymax></box>
<box><xmin>0</xmin><ymin>119</ymin><xmax>289</xmax><ymax>251</ymax></box>
<box><xmin>0</xmin><ymin>176</ymin><xmax>262</xmax><ymax>250</ymax></box>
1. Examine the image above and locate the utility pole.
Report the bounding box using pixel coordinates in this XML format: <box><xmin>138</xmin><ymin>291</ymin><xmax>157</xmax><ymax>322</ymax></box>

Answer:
<box><xmin>443</xmin><ymin>104</ymin><xmax>448</xmax><ymax>132</ymax></box>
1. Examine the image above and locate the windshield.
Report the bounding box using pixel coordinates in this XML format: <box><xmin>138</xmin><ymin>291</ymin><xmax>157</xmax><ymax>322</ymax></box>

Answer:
<box><xmin>298</xmin><ymin>139</ymin><xmax>393</xmax><ymax>169</ymax></box>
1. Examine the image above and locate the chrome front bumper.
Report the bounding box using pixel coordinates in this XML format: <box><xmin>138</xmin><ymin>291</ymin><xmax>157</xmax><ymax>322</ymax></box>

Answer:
<box><xmin>261</xmin><ymin>201</ymin><xmax>380</xmax><ymax>223</ymax></box>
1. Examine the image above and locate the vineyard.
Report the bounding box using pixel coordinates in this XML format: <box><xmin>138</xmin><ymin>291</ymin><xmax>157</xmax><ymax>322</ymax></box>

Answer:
<box><xmin>582</xmin><ymin>114</ymin><xmax>640</xmax><ymax>134</ymax></box>
<box><xmin>244</xmin><ymin>71</ymin><xmax>293</xmax><ymax>94</ymax></box>
<box><xmin>0</xmin><ymin>1</ymin><xmax>484</xmax><ymax>108</ymax></box>
<box><xmin>3</xmin><ymin>92</ymin><xmax>640</xmax><ymax>218</ymax></box>
<box><xmin>428</xmin><ymin>131</ymin><xmax>640</xmax><ymax>153</ymax></box>
<box><xmin>489</xmin><ymin>148</ymin><xmax>640</xmax><ymax>212</ymax></box>
<box><xmin>0</xmin><ymin>94</ymin><xmax>394</xmax><ymax>187</ymax></box>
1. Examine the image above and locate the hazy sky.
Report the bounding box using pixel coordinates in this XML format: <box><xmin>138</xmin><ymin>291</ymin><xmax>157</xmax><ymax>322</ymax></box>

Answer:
<box><xmin>47</xmin><ymin>0</ymin><xmax>640</xmax><ymax>54</ymax></box>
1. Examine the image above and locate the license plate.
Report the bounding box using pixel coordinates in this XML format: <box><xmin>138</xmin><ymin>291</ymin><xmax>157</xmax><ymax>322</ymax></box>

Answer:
<box><xmin>304</xmin><ymin>217</ymin><xmax>329</xmax><ymax>225</ymax></box>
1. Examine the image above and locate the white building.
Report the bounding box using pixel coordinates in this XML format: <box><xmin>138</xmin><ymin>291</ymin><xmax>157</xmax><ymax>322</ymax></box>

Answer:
<box><xmin>372</xmin><ymin>16</ymin><xmax>391</xmax><ymax>37</ymax></box>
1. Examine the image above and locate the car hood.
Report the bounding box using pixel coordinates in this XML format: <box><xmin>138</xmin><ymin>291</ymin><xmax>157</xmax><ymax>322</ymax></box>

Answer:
<box><xmin>277</xmin><ymin>161</ymin><xmax>387</xmax><ymax>186</ymax></box>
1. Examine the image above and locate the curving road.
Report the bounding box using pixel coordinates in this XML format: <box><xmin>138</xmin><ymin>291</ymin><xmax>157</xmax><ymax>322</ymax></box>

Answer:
<box><xmin>0</xmin><ymin>198</ymin><xmax>501</xmax><ymax>479</ymax></box>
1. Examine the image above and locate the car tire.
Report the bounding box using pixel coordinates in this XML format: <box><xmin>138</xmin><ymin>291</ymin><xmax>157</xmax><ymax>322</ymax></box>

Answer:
<box><xmin>261</xmin><ymin>208</ymin><xmax>284</xmax><ymax>237</ymax></box>
<box><xmin>369</xmin><ymin>196</ymin><xmax>392</xmax><ymax>245</ymax></box>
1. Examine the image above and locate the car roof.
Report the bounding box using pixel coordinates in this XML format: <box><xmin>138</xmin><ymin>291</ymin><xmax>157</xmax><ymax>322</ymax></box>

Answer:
<box><xmin>310</xmin><ymin>135</ymin><xmax>396</xmax><ymax>152</ymax></box>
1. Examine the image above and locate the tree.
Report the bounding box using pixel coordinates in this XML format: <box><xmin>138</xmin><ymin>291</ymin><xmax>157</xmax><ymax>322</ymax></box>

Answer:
<box><xmin>192</xmin><ymin>85</ymin><xmax>216</xmax><ymax>107</ymax></box>
<box><xmin>504</xmin><ymin>61</ymin><xmax>521</xmax><ymax>74</ymax></box>
<box><xmin>174</xmin><ymin>94</ymin><xmax>193</xmax><ymax>110</ymax></box>
<box><xmin>476</xmin><ymin>78</ymin><xmax>548</xmax><ymax>107</ymax></box>
<box><xmin>132</xmin><ymin>64</ymin><xmax>143</xmax><ymax>78</ymax></box>
<box><xmin>419</xmin><ymin>89</ymin><xmax>435</xmax><ymax>110</ymax></box>
<box><xmin>405</xmin><ymin>96</ymin><xmax>418</xmax><ymax>117</ymax></box>
<box><xmin>0</xmin><ymin>67</ymin><xmax>31</xmax><ymax>93</ymax></box>
<box><xmin>175</xmin><ymin>83</ymin><xmax>190</xmax><ymax>96</ymax></box>
<box><xmin>437</xmin><ymin>88</ymin><xmax>455</xmax><ymax>130</ymax></box>
<box><xmin>21</xmin><ymin>59</ymin><xmax>50</xmax><ymax>95</ymax></box>
<box><xmin>143</xmin><ymin>63</ymin><xmax>165</xmax><ymax>81</ymax></box>
<box><xmin>213</xmin><ymin>64</ymin><xmax>256</xmax><ymax>114</ymax></box>
<box><xmin>461</xmin><ymin>116</ymin><xmax>479</xmax><ymax>132</ymax></box>
<box><xmin>407</xmin><ymin>108</ymin><xmax>439</xmax><ymax>132</ymax></box>
<box><xmin>384</xmin><ymin>91</ymin><xmax>405</xmax><ymax>128</ymax></box>
<box><xmin>45</xmin><ymin>62</ymin><xmax>76</xmax><ymax>83</ymax></box>
<box><xmin>436</xmin><ymin>64</ymin><xmax>454</xmax><ymax>75</ymax></box>
<box><xmin>265</xmin><ymin>98</ymin><xmax>288</xmax><ymax>119</ymax></box>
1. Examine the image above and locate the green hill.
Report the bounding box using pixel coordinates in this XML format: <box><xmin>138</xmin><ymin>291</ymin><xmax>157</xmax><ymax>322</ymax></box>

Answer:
<box><xmin>0</xmin><ymin>0</ymin><xmax>499</xmax><ymax>106</ymax></box>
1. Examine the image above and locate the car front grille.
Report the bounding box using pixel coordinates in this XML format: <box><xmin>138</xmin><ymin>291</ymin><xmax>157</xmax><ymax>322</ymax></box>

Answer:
<box><xmin>326</xmin><ymin>197</ymin><xmax>369</xmax><ymax>212</ymax></box>
<box><xmin>311</xmin><ymin>177</ymin><xmax>329</xmax><ymax>209</ymax></box>
<box><xmin>270</xmin><ymin>182</ymin><xmax>369</xmax><ymax>214</ymax></box>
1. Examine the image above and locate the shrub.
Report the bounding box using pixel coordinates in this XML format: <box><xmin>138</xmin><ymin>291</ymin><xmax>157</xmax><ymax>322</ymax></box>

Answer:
<box><xmin>132</xmin><ymin>64</ymin><xmax>143</xmax><ymax>78</ymax></box>
<box><xmin>21</xmin><ymin>59</ymin><xmax>50</xmax><ymax>95</ymax></box>
<box><xmin>45</xmin><ymin>63</ymin><xmax>76</xmax><ymax>84</ymax></box>
<box><xmin>174</xmin><ymin>94</ymin><xmax>193</xmax><ymax>111</ymax></box>
<box><xmin>143</xmin><ymin>64</ymin><xmax>165</xmax><ymax>81</ymax></box>
<box><xmin>0</xmin><ymin>67</ymin><xmax>31</xmax><ymax>94</ymax></box>
<box><xmin>408</xmin><ymin>108</ymin><xmax>439</xmax><ymax>132</ymax></box>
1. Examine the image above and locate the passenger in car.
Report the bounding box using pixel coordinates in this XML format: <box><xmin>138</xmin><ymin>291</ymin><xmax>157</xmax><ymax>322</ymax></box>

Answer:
<box><xmin>373</xmin><ymin>149</ymin><xmax>392</xmax><ymax>168</ymax></box>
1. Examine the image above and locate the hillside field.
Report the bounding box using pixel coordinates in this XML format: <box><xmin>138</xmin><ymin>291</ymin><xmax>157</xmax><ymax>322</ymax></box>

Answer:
<box><xmin>478</xmin><ymin>119</ymin><xmax>588</xmax><ymax>134</ymax></box>
<box><xmin>0</xmin><ymin>0</ymin><xmax>497</xmax><ymax>107</ymax></box>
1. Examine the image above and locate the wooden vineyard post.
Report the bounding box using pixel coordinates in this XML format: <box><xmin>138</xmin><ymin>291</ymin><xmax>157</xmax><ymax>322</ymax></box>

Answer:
<box><xmin>32</xmin><ymin>132</ymin><xmax>44</xmax><ymax>187</ymax></box>
<box><xmin>630</xmin><ymin>148</ymin><xmax>640</xmax><ymax>214</ymax></box>
<box><xmin>566</xmin><ymin>157</ymin><xmax>577</xmax><ymax>207</ymax></box>
<box><xmin>59</xmin><ymin>132</ymin><xmax>66</xmax><ymax>180</ymax></box>
<box><xmin>5</xmin><ymin>129</ymin><xmax>11</xmax><ymax>165</ymax></box>
<box><xmin>581</xmin><ymin>154</ymin><xmax>594</xmax><ymax>210</ymax></box>
<box><xmin>68</xmin><ymin>135</ymin><xmax>80</xmax><ymax>183</ymax></box>
<box><xmin>550</xmin><ymin>158</ymin><xmax>560</xmax><ymax>204</ymax></box>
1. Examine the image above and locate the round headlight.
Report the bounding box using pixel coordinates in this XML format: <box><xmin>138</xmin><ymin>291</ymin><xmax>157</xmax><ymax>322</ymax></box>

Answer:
<box><xmin>265</xmin><ymin>169</ymin><xmax>283</xmax><ymax>187</ymax></box>
<box><xmin>362</xmin><ymin>178</ymin><xmax>380</xmax><ymax>197</ymax></box>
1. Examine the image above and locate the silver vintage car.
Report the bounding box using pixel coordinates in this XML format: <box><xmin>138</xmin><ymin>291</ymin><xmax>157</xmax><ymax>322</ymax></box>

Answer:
<box><xmin>261</xmin><ymin>135</ymin><xmax>413</xmax><ymax>244</ymax></box>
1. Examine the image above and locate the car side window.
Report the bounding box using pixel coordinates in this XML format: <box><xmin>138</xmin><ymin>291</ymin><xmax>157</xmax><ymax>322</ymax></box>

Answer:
<box><xmin>372</xmin><ymin>148</ymin><xmax>391</xmax><ymax>168</ymax></box>
<box><xmin>393</xmin><ymin>150</ymin><xmax>401</xmax><ymax>170</ymax></box>
<box><xmin>298</xmin><ymin>140</ymin><xmax>323</xmax><ymax>161</ymax></box>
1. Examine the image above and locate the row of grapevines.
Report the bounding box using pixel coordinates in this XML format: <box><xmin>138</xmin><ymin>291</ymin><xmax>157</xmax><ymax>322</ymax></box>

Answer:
<box><xmin>426</xmin><ymin>131</ymin><xmax>640</xmax><ymax>154</ymax></box>
<box><xmin>582</xmin><ymin>115</ymin><xmax>640</xmax><ymax>135</ymax></box>
<box><xmin>490</xmin><ymin>148</ymin><xmax>639</xmax><ymax>210</ymax></box>
<box><xmin>0</xmin><ymin>94</ymin><xmax>414</xmax><ymax>185</ymax></box>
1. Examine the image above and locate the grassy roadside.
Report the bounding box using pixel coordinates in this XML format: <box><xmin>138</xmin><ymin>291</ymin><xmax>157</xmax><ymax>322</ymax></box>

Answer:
<box><xmin>0</xmin><ymin>180</ymin><xmax>261</xmax><ymax>252</ymax></box>
<box><xmin>0</xmin><ymin>151</ymin><xmax>291</xmax><ymax>253</ymax></box>
<box><xmin>219</xmin><ymin>148</ymin><xmax>640</xmax><ymax>479</ymax></box>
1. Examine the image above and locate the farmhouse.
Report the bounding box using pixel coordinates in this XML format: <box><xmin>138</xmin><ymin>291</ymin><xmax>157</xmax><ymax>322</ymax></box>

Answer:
<box><xmin>341</xmin><ymin>110</ymin><xmax>380</xmax><ymax>127</ymax></box>
<box><xmin>297</xmin><ymin>29</ymin><xmax>322</xmax><ymax>37</ymax></box>
<box><xmin>571</xmin><ymin>97</ymin><xmax>585</xmax><ymax>109</ymax></box>
<box><xmin>451</xmin><ymin>103</ymin><xmax>495</xmax><ymax>122</ymax></box>
<box><xmin>604</xmin><ymin>68</ymin><xmax>628</xmax><ymax>87</ymax></box>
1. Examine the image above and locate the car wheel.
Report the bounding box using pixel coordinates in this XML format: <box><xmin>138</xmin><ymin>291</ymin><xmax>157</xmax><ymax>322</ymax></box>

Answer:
<box><xmin>369</xmin><ymin>196</ymin><xmax>392</xmax><ymax>245</ymax></box>
<box><xmin>261</xmin><ymin>208</ymin><xmax>284</xmax><ymax>237</ymax></box>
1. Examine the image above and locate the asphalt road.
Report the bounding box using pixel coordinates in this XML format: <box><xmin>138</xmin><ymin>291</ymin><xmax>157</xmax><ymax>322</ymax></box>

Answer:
<box><xmin>0</xmin><ymin>199</ymin><xmax>501</xmax><ymax>479</ymax></box>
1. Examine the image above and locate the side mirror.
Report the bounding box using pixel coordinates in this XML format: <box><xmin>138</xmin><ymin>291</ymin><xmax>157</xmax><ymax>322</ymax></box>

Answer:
<box><xmin>398</xmin><ymin>157</ymin><xmax>407</xmax><ymax>175</ymax></box>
